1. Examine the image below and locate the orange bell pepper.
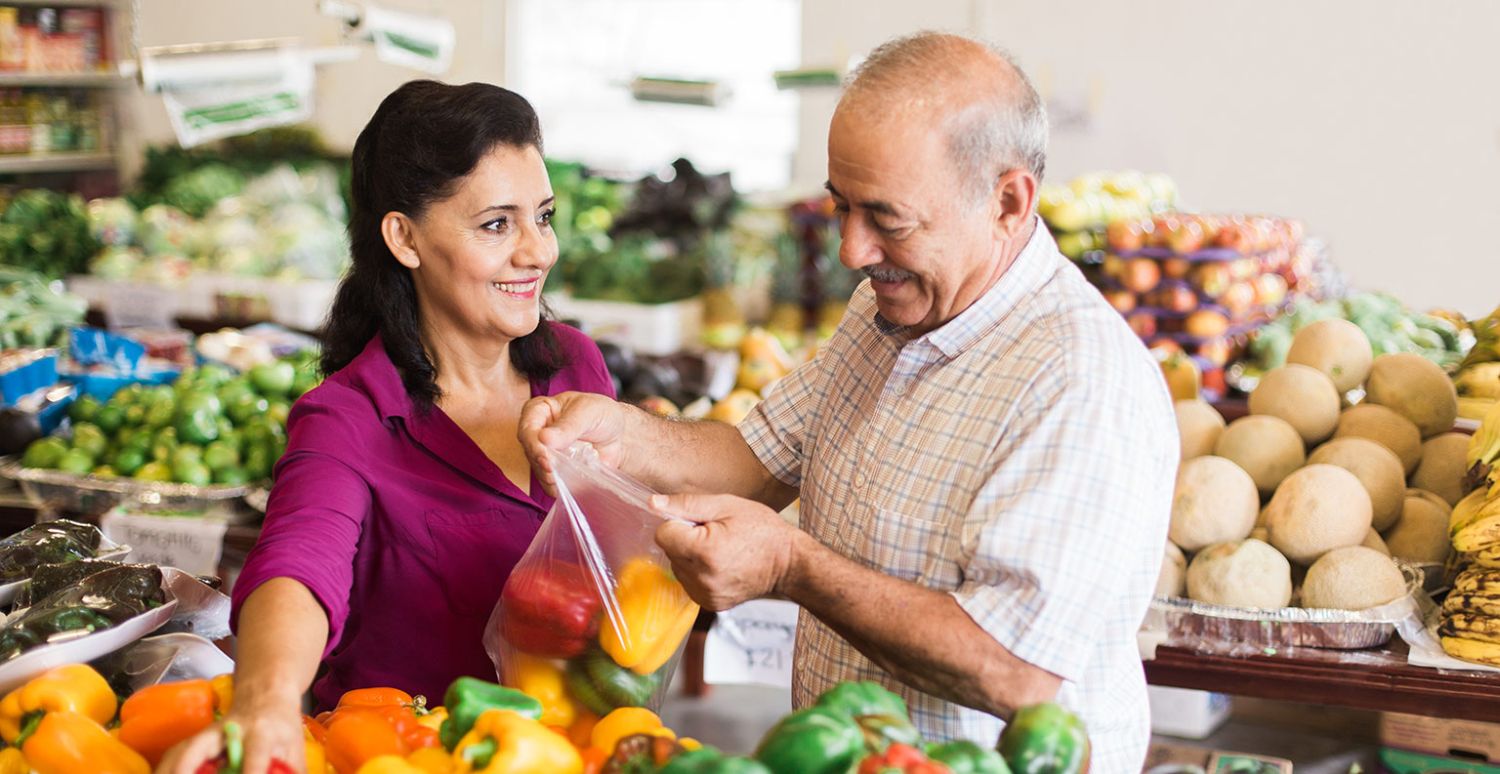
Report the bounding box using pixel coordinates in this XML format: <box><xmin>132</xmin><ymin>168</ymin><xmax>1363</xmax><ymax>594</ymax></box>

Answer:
<box><xmin>325</xmin><ymin>708</ymin><xmax>406</xmax><ymax>774</ymax></box>
<box><xmin>567</xmin><ymin>709</ymin><xmax>599</xmax><ymax>750</ymax></box>
<box><xmin>305</xmin><ymin>714</ymin><xmax>330</xmax><ymax>745</ymax></box>
<box><xmin>116</xmin><ymin>679</ymin><xmax>218</xmax><ymax>765</ymax></box>
<box><xmin>599</xmin><ymin>559</ymin><xmax>699</xmax><ymax>675</ymax></box>
<box><xmin>22</xmin><ymin>710</ymin><xmax>149</xmax><ymax>774</ymax></box>
<box><xmin>579</xmin><ymin>747</ymin><xmax>608</xmax><ymax>774</ymax></box>
<box><xmin>0</xmin><ymin>748</ymin><xmax>27</xmax><ymax>774</ymax></box>
<box><xmin>0</xmin><ymin>663</ymin><xmax>117</xmax><ymax>743</ymax></box>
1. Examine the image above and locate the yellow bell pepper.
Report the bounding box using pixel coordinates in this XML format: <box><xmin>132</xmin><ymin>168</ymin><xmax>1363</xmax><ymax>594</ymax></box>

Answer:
<box><xmin>0</xmin><ymin>748</ymin><xmax>27</xmax><ymax>774</ymax></box>
<box><xmin>453</xmin><ymin>709</ymin><xmax>581</xmax><ymax>774</ymax></box>
<box><xmin>599</xmin><ymin>559</ymin><xmax>699</xmax><ymax>675</ymax></box>
<box><xmin>512</xmin><ymin>654</ymin><xmax>576</xmax><ymax>728</ymax></box>
<box><xmin>0</xmin><ymin>663</ymin><xmax>118</xmax><ymax>743</ymax></box>
<box><xmin>211</xmin><ymin>673</ymin><xmax>235</xmax><ymax>713</ymax></box>
<box><xmin>416</xmin><ymin>706</ymin><xmax>447</xmax><ymax>733</ymax></box>
<box><xmin>22</xmin><ymin>710</ymin><xmax>150</xmax><ymax>774</ymax></box>
<box><xmin>406</xmin><ymin>747</ymin><xmax>455</xmax><ymax>774</ymax></box>
<box><xmin>356</xmin><ymin>755</ymin><xmax>427</xmax><ymax>774</ymax></box>
<box><xmin>306</xmin><ymin>725</ymin><xmax>330</xmax><ymax>774</ymax></box>
<box><xmin>590</xmin><ymin>707</ymin><xmax>675</xmax><ymax>755</ymax></box>
<box><xmin>680</xmin><ymin>737</ymin><xmax>703</xmax><ymax>751</ymax></box>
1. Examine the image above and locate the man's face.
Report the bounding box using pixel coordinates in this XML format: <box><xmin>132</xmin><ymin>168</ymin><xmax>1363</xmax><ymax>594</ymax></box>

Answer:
<box><xmin>826</xmin><ymin>103</ymin><xmax>1006</xmax><ymax>336</ymax></box>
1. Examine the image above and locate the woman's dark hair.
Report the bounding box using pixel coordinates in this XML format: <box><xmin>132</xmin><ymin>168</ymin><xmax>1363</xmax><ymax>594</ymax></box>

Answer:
<box><xmin>322</xmin><ymin>80</ymin><xmax>566</xmax><ymax>407</ymax></box>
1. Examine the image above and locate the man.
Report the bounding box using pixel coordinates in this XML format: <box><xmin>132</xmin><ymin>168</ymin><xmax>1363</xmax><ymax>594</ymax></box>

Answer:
<box><xmin>521</xmin><ymin>31</ymin><xmax>1177</xmax><ymax>770</ymax></box>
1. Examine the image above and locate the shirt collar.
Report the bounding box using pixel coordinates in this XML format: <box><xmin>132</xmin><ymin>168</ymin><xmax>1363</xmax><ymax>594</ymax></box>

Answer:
<box><xmin>344</xmin><ymin>334</ymin><xmax>417</xmax><ymax>423</ymax></box>
<box><xmin>875</xmin><ymin>215</ymin><xmax>1060</xmax><ymax>360</ymax></box>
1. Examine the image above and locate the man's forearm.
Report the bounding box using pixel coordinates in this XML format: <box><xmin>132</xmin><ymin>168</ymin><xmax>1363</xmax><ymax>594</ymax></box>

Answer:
<box><xmin>620</xmin><ymin>409</ymin><xmax>796</xmax><ymax>508</ymax></box>
<box><xmin>779</xmin><ymin>531</ymin><xmax>1060</xmax><ymax>719</ymax></box>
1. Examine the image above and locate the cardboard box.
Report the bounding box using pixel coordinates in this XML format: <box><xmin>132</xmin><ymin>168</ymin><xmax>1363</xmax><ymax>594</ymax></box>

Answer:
<box><xmin>1380</xmin><ymin>713</ymin><xmax>1500</xmax><ymax>773</ymax></box>
<box><xmin>1144</xmin><ymin>740</ymin><xmax>1292</xmax><ymax>773</ymax></box>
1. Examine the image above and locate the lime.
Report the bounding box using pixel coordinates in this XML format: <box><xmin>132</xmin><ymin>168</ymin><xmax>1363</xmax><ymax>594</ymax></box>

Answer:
<box><xmin>144</xmin><ymin>400</ymin><xmax>175</xmax><ymax>430</ymax></box>
<box><xmin>212</xmin><ymin>467</ymin><xmax>249</xmax><ymax>486</ymax></box>
<box><xmin>133</xmin><ymin>461</ymin><xmax>173</xmax><ymax>482</ymax></box>
<box><xmin>57</xmin><ymin>449</ymin><xmax>94</xmax><ymax>475</ymax></box>
<box><xmin>151</xmin><ymin>428</ymin><xmax>179</xmax><ymax>463</ymax></box>
<box><xmin>173</xmin><ymin>460</ymin><xmax>212</xmax><ymax>487</ymax></box>
<box><xmin>111</xmin><ymin>448</ymin><xmax>146</xmax><ymax>476</ymax></box>
<box><xmin>92</xmin><ymin>465</ymin><xmax>118</xmax><ymax>479</ymax></box>
<box><xmin>243</xmin><ymin>445</ymin><xmax>273</xmax><ymax>481</ymax></box>
<box><xmin>250</xmin><ymin>361</ymin><xmax>296</xmax><ymax>398</ymax></box>
<box><xmin>112</xmin><ymin>384</ymin><xmax>144</xmax><ymax>407</ymax></box>
<box><xmin>70</xmin><ymin>423</ymin><xmax>108</xmax><ymax>460</ymax></box>
<box><xmin>198</xmin><ymin>364</ymin><xmax>233</xmax><ymax>388</ymax></box>
<box><xmin>123</xmin><ymin>404</ymin><xmax>146</xmax><ymax>427</ymax></box>
<box><xmin>95</xmin><ymin>404</ymin><xmax>126</xmax><ymax>434</ymax></box>
<box><xmin>21</xmin><ymin>437</ymin><xmax>68</xmax><ymax>469</ymax></box>
<box><xmin>268</xmin><ymin>401</ymin><xmax>291</xmax><ymax>428</ymax></box>
<box><xmin>171</xmin><ymin>445</ymin><xmax>203</xmax><ymax>470</ymax></box>
<box><xmin>227</xmin><ymin>393</ymin><xmax>271</xmax><ymax>426</ymax></box>
<box><xmin>69</xmin><ymin>395</ymin><xmax>101</xmax><ymax>424</ymax></box>
<box><xmin>203</xmin><ymin>441</ymin><xmax>241</xmax><ymax>473</ymax></box>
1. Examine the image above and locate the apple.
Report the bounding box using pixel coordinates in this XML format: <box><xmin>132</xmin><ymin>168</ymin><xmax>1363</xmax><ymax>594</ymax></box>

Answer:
<box><xmin>1185</xmin><ymin>309</ymin><xmax>1231</xmax><ymax>338</ymax></box>
<box><xmin>1192</xmin><ymin>262</ymin><xmax>1232</xmax><ymax>299</ymax></box>
<box><xmin>1106</xmin><ymin>219</ymin><xmax>1147</xmax><ymax>253</ymax></box>
<box><xmin>1046</xmin><ymin>198</ymin><xmax>1090</xmax><ymax>232</ymax></box>
<box><xmin>1167</xmin><ymin>220</ymin><xmax>1206</xmax><ymax>254</ymax></box>
<box><xmin>1157</xmin><ymin>283</ymin><xmax>1199</xmax><ymax>314</ymax></box>
<box><xmin>1102</xmin><ymin>289</ymin><xmax>1137</xmax><ymax>314</ymax></box>
<box><xmin>1121</xmin><ymin>258</ymin><xmax>1162</xmax><ymax>294</ymax></box>
<box><xmin>1221</xmin><ymin>281</ymin><xmax>1256</xmax><ymax>316</ymax></box>
<box><xmin>1253</xmin><ymin>273</ymin><xmax>1289</xmax><ymax>308</ymax></box>
<box><xmin>1126</xmin><ymin>310</ymin><xmax>1157</xmax><ymax>339</ymax></box>
<box><xmin>1160</xmin><ymin>258</ymin><xmax>1192</xmax><ymax>279</ymax></box>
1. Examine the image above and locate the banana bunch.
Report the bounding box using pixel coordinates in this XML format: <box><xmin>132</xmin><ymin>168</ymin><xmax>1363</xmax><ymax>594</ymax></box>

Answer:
<box><xmin>1458</xmin><ymin>304</ymin><xmax>1500</xmax><ymax>371</ymax></box>
<box><xmin>1456</xmin><ymin>362</ymin><xmax>1500</xmax><ymax>421</ymax></box>
<box><xmin>1441</xmin><ymin>402</ymin><xmax>1500</xmax><ymax>665</ymax></box>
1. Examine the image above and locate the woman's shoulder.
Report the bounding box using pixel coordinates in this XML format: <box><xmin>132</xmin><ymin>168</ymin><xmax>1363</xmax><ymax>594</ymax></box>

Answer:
<box><xmin>543</xmin><ymin>321</ymin><xmax>614</xmax><ymax>397</ymax></box>
<box><xmin>285</xmin><ymin>372</ymin><xmax>386</xmax><ymax>448</ymax></box>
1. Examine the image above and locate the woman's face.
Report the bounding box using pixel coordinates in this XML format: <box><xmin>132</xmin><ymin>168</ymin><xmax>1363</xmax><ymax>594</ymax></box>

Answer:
<box><xmin>400</xmin><ymin>144</ymin><xmax>557</xmax><ymax>343</ymax></box>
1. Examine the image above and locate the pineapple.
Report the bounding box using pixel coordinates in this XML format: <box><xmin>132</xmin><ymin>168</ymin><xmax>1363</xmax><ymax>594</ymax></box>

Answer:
<box><xmin>700</xmin><ymin>232</ymin><xmax>746</xmax><ymax>351</ymax></box>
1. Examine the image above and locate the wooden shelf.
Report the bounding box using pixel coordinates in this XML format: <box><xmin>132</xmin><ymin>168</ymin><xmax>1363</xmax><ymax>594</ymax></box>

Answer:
<box><xmin>0</xmin><ymin>151</ymin><xmax>114</xmax><ymax>174</ymax></box>
<box><xmin>0</xmin><ymin>71</ymin><xmax>127</xmax><ymax>88</ymax></box>
<box><xmin>1146</xmin><ymin>643</ymin><xmax>1500</xmax><ymax>722</ymax></box>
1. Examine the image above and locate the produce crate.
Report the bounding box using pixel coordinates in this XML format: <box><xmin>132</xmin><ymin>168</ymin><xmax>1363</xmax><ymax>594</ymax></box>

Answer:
<box><xmin>0</xmin><ymin>350</ymin><xmax>57</xmax><ymax>407</ymax></box>
<box><xmin>547</xmin><ymin>293</ymin><xmax>703</xmax><ymax>357</ymax></box>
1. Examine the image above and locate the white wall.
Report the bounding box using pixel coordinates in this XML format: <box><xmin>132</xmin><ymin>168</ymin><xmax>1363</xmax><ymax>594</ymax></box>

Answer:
<box><xmin>793</xmin><ymin>0</ymin><xmax>1500</xmax><ymax>317</ymax></box>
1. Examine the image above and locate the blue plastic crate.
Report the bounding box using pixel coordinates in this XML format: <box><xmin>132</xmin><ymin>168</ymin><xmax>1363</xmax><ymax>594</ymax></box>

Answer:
<box><xmin>0</xmin><ymin>352</ymin><xmax>59</xmax><ymax>407</ymax></box>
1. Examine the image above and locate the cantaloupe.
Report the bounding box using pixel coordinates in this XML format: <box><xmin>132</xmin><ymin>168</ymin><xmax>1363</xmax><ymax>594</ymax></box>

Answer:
<box><xmin>1384</xmin><ymin>495</ymin><xmax>1452</xmax><ymax>564</ymax></box>
<box><xmin>1249</xmin><ymin>364</ymin><xmax>1342</xmax><ymax>445</ymax></box>
<box><xmin>1362</xmin><ymin>528</ymin><xmax>1391</xmax><ymax>556</ymax></box>
<box><xmin>1214</xmin><ymin>415</ymin><xmax>1306</xmax><ymax>497</ymax></box>
<box><xmin>1264</xmin><ymin>464</ymin><xmax>1373</xmax><ymax>565</ymax></box>
<box><xmin>1411</xmin><ymin>433</ymin><xmax>1472</xmax><ymax>506</ymax></box>
<box><xmin>1169</xmin><ymin>456</ymin><xmax>1259</xmax><ymax>551</ymax></box>
<box><xmin>1156</xmin><ymin>542</ymin><xmax>1187</xmax><ymax>598</ymax></box>
<box><xmin>1365</xmin><ymin>352</ymin><xmax>1460</xmax><ymax>438</ymax></box>
<box><xmin>1286</xmin><ymin>318</ymin><xmax>1373</xmax><ymax>393</ymax></box>
<box><xmin>1307</xmin><ymin>437</ymin><xmax>1407</xmax><ymax>531</ymax></box>
<box><xmin>1301</xmin><ymin>546</ymin><xmax>1407</xmax><ymax>610</ymax></box>
<box><xmin>1186</xmin><ymin>539</ymin><xmax>1293</xmax><ymax>608</ymax></box>
<box><xmin>1175</xmin><ymin>400</ymin><xmax>1226</xmax><ymax>461</ymax></box>
<box><xmin>1334</xmin><ymin>403</ymin><xmax>1423</xmax><ymax>475</ymax></box>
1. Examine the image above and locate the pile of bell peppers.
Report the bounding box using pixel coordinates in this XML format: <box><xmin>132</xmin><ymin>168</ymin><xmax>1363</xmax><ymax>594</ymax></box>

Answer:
<box><xmin>496</xmin><ymin>556</ymin><xmax>700</xmax><ymax>725</ymax></box>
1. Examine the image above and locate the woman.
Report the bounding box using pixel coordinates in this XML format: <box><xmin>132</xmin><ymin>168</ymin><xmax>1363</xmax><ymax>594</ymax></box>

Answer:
<box><xmin>164</xmin><ymin>81</ymin><xmax>614</xmax><ymax>773</ymax></box>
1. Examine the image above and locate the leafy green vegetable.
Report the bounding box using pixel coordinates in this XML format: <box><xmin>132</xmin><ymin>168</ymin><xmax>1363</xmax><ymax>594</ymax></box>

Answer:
<box><xmin>0</xmin><ymin>190</ymin><xmax>98</xmax><ymax>279</ymax></box>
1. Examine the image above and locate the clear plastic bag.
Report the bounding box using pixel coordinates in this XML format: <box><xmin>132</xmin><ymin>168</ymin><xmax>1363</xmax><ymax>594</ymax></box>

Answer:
<box><xmin>484</xmin><ymin>444</ymin><xmax>699</xmax><ymax>721</ymax></box>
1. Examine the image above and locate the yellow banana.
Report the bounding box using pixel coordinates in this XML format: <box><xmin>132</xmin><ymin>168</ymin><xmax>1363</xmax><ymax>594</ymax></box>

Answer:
<box><xmin>1456</xmin><ymin>363</ymin><xmax>1500</xmax><ymax>400</ymax></box>
<box><xmin>1466</xmin><ymin>545</ymin><xmax>1500</xmax><ymax>569</ymax></box>
<box><xmin>1454</xmin><ymin>566</ymin><xmax>1500</xmax><ymax>595</ymax></box>
<box><xmin>1440</xmin><ymin>634</ymin><xmax>1500</xmax><ymax>666</ymax></box>
<box><xmin>1461</xmin><ymin>397</ymin><xmax>1500</xmax><ymax>422</ymax></box>
<box><xmin>1444</xmin><ymin>593</ymin><xmax>1500</xmax><ymax>618</ymax></box>
<box><xmin>1469</xmin><ymin>399</ymin><xmax>1500</xmax><ymax>470</ymax></box>
<box><xmin>1455</xmin><ymin>517</ymin><xmax>1500</xmax><ymax>554</ymax></box>
<box><xmin>1452</xmin><ymin>489</ymin><xmax>1489</xmax><ymax>535</ymax></box>
<box><xmin>1440</xmin><ymin>613</ymin><xmax>1500</xmax><ymax>645</ymax></box>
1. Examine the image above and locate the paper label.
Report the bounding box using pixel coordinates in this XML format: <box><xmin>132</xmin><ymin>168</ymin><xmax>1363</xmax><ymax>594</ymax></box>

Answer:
<box><xmin>100</xmin><ymin>511</ymin><xmax>228</xmax><ymax>576</ymax></box>
<box><xmin>703</xmin><ymin>599</ymin><xmax>799</xmax><ymax>688</ymax></box>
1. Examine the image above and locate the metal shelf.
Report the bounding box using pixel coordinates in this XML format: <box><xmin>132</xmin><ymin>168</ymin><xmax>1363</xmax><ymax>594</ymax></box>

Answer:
<box><xmin>0</xmin><ymin>151</ymin><xmax>115</xmax><ymax>174</ymax></box>
<box><xmin>0</xmin><ymin>71</ymin><xmax>127</xmax><ymax>88</ymax></box>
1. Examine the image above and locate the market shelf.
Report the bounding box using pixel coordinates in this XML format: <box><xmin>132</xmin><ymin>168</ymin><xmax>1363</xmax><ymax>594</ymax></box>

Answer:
<box><xmin>1</xmin><ymin>0</ymin><xmax>120</xmax><ymax>7</ymax></box>
<box><xmin>1146</xmin><ymin>643</ymin><xmax>1500</xmax><ymax>722</ymax></box>
<box><xmin>0</xmin><ymin>151</ymin><xmax>115</xmax><ymax>174</ymax></box>
<box><xmin>0</xmin><ymin>71</ymin><xmax>129</xmax><ymax>88</ymax></box>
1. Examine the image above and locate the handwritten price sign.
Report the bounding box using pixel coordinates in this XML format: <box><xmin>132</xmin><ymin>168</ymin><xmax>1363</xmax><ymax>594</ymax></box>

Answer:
<box><xmin>703</xmin><ymin>599</ymin><xmax>799</xmax><ymax>688</ymax></box>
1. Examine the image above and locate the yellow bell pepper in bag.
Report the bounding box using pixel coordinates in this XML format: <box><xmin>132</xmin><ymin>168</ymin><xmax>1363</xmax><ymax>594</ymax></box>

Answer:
<box><xmin>0</xmin><ymin>663</ymin><xmax>118</xmax><ymax>743</ymax></box>
<box><xmin>598</xmin><ymin>559</ymin><xmax>699</xmax><ymax>675</ymax></box>
<box><xmin>512</xmin><ymin>654</ymin><xmax>576</xmax><ymax>728</ymax></box>
<box><xmin>452</xmin><ymin>709</ymin><xmax>581</xmax><ymax>774</ymax></box>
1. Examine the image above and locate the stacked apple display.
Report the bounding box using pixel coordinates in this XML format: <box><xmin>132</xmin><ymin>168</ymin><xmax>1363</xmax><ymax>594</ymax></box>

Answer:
<box><xmin>1038</xmin><ymin>171</ymin><xmax>1178</xmax><ymax>261</ymax></box>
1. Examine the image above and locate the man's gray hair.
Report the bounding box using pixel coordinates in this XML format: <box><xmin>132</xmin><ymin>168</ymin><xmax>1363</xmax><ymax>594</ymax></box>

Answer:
<box><xmin>846</xmin><ymin>32</ymin><xmax>1050</xmax><ymax>202</ymax></box>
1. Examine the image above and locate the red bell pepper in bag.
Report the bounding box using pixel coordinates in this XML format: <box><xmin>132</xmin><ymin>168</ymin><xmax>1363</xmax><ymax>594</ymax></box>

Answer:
<box><xmin>499</xmin><ymin>562</ymin><xmax>602</xmax><ymax>659</ymax></box>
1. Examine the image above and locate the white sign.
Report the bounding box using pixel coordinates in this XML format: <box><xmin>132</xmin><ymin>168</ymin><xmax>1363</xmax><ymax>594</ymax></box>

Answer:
<box><xmin>146</xmin><ymin>48</ymin><xmax>316</xmax><ymax>148</ymax></box>
<box><xmin>363</xmin><ymin>6</ymin><xmax>455</xmax><ymax>74</ymax></box>
<box><xmin>703</xmin><ymin>599</ymin><xmax>799</xmax><ymax>688</ymax></box>
<box><xmin>100</xmin><ymin>511</ymin><xmax>228</xmax><ymax>576</ymax></box>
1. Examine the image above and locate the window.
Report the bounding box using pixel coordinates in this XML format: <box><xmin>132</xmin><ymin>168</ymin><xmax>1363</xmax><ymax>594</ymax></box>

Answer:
<box><xmin>507</xmin><ymin>0</ymin><xmax>800</xmax><ymax>192</ymax></box>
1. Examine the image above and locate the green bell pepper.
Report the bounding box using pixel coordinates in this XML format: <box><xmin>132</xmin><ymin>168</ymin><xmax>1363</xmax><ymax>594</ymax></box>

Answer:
<box><xmin>753</xmin><ymin>706</ymin><xmax>865</xmax><ymax>774</ymax></box>
<box><xmin>564</xmin><ymin>648</ymin><xmax>662</xmax><ymax>716</ymax></box>
<box><xmin>815</xmin><ymin>681</ymin><xmax>920</xmax><ymax>751</ymax></box>
<box><xmin>997</xmin><ymin>703</ymin><xmax>1089</xmax><ymax>774</ymax></box>
<box><xmin>926</xmin><ymin>740</ymin><xmax>1011</xmax><ymax>774</ymax></box>
<box><xmin>660</xmin><ymin>748</ymin><xmax>773</xmax><ymax>774</ymax></box>
<box><xmin>437</xmin><ymin>676</ymin><xmax>542</xmax><ymax>751</ymax></box>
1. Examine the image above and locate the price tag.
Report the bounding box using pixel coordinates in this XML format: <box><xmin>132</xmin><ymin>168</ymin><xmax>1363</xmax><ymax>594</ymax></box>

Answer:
<box><xmin>99</xmin><ymin>511</ymin><xmax>228</xmax><ymax>576</ymax></box>
<box><xmin>703</xmin><ymin>599</ymin><xmax>799</xmax><ymax>688</ymax></box>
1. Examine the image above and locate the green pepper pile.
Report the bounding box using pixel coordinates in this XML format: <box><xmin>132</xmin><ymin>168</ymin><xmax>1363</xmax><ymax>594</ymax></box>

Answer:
<box><xmin>19</xmin><ymin>351</ymin><xmax>320</xmax><ymax>485</ymax></box>
<box><xmin>0</xmin><ymin>562</ymin><xmax>165</xmax><ymax>662</ymax></box>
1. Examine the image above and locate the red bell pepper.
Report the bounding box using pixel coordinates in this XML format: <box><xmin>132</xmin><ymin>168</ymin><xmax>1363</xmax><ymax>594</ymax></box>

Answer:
<box><xmin>858</xmin><ymin>743</ymin><xmax>953</xmax><ymax>774</ymax></box>
<box><xmin>499</xmin><ymin>562</ymin><xmax>602</xmax><ymax>659</ymax></box>
<box><xmin>190</xmin><ymin>721</ymin><xmax>296</xmax><ymax>774</ymax></box>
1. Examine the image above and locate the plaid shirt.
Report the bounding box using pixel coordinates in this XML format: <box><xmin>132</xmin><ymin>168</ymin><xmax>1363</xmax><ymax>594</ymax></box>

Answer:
<box><xmin>741</xmin><ymin>220</ymin><xmax>1178</xmax><ymax>772</ymax></box>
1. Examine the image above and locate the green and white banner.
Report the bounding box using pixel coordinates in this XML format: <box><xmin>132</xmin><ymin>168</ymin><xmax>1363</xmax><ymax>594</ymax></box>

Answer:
<box><xmin>142</xmin><ymin>48</ymin><xmax>315</xmax><ymax>148</ymax></box>
<box><xmin>362</xmin><ymin>5</ymin><xmax>454</xmax><ymax>74</ymax></box>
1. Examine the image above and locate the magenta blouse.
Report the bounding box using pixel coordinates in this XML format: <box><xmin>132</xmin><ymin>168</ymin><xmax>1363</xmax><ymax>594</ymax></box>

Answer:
<box><xmin>230</xmin><ymin>327</ymin><xmax>614</xmax><ymax>710</ymax></box>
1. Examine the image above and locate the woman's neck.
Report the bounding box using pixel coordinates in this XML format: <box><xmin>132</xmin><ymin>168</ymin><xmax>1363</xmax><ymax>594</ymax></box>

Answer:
<box><xmin>421</xmin><ymin>319</ymin><xmax>521</xmax><ymax>400</ymax></box>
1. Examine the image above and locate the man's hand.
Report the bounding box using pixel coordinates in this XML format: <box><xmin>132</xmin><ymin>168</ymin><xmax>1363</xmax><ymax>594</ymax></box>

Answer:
<box><xmin>519</xmin><ymin>392</ymin><xmax>632</xmax><ymax>494</ymax></box>
<box><xmin>652</xmin><ymin>493</ymin><xmax>802</xmax><ymax>611</ymax></box>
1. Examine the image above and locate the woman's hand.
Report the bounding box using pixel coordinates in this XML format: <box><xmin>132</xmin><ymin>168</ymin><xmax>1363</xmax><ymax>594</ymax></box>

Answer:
<box><xmin>157</xmin><ymin>690</ymin><xmax>306</xmax><ymax>774</ymax></box>
<box><xmin>518</xmin><ymin>391</ymin><xmax>632</xmax><ymax>494</ymax></box>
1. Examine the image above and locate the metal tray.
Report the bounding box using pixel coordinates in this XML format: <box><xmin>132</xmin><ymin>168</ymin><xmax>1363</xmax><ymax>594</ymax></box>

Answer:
<box><xmin>0</xmin><ymin>459</ymin><xmax>255</xmax><ymax>515</ymax></box>
<box><xmin>1144</xmin><ymin>561</ymin><xmax>1424</xmax><ymax>651</ymax></box>
<box><xmin>244</xmin><ymin>487</ymin><xmax>269</xmax><ymax>513</ymax></box>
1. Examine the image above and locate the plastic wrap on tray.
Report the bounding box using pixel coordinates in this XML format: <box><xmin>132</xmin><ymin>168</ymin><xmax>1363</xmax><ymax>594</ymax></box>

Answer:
<box><xmin>484</xmin><ymin>444</ymin><xmax>699</xmax><ymax>718</ymax></box>
<box><xmin>1142</xmin><ymin>561</ymin><xmax>1425</xmax><ymax>654</ymax></box>
<box><xmin>0</xmin><ymin>519</ymin><xmax>102</xmax><ymax>581</ymax></box>
<box><xmin>0</xmin><ymin>562</ymin><xmax>165</xmax><ymax>662</ymax></box>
